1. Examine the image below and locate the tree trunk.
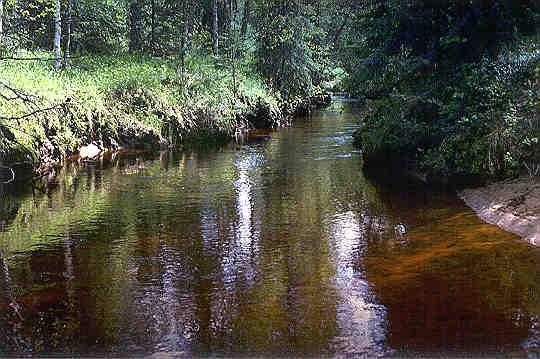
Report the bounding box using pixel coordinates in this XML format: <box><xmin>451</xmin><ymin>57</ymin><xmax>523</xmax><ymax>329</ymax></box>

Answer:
<box><xmin>53</xmin><ymin>0</ymin><xmax>62</xmax><ymax>70</ymax></box>
<box><xmin>129</xmin><ymin>0</ymin><xmax>144</xmax><ymax>53</ymax></box>
<box><xmin>229</xmin><ymin>0</ymin><xmax>237</xmax><ymax>95</ymax></box>
<box><xmin>332</xmin><ymin>14</ymin><xmax>349</xmax><ymax>48</ymax></box>
<box><xmin>0</xmin><ymin>0</ymin><xmax>4</xmax><ymax>49</ymax></box>
<box><xmin>151</xmin><ymin>0</ymin><xmax>156</xmax><ymax>55</ymax></box>
<box><xmin>63</xmin><ymin>0</ymin><xmax>72</xmax><ymax>66</ymax></box>
<box><xmin>179</xmin><ymin>2</ymin><xmax>186</xmax><ymax>84</ymax></box>
<box><xmin>240</xmin><ymin>0</ymin><xmax>250</xmax><ymax>38</ymax></box>
<box><xmin>212</xmin><ymin>0</ymin><xmax>219</xmax><ymax>57</ymax></box>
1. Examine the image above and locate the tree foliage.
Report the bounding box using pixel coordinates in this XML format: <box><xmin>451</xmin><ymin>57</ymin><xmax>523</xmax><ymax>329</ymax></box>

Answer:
<box><xmin>0</xmin><ymin>0</ymin><xmax>538</xmax><ymax>179</ymax></box>
<box><xmin>347</xmin><ymin>0</ymin><xmax>540</xmax><ymax>180</ymax></box>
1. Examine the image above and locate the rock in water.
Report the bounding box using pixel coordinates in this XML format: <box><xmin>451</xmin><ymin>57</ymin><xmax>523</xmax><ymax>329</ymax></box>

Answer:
<box><xmin>79</xmin><ymin>144</ymin><xmax>101</xmax><ymax>159</ymax></box>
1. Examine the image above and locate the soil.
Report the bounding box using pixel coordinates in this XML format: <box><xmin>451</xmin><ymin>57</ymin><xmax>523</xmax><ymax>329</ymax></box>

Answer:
<box><xmin>459</xmin><ymin>177</ymin><xmax>540</xmax><ymax>246</ymax></box>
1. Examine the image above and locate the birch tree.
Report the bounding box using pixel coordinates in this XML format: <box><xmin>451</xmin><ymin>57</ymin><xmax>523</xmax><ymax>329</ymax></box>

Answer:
<box><xmin>212</xmin><ymin>0</ymin><xmax>219</xmax><ymax>57</ymax></box>
<box><xmin>63</xmin><ymin>0</ymin><xmax>72</xmax><ymax>66</ymax></box>
<box><xmin>0</xmin><ymin>0</ymin><xmax>4</xmax><ymax>50</ymax></box>
<box><xmin>150</xmin><ymin>0</ymin><xmax>157</xmax><ymax>55</ymax></box>
<box><xmin>228</xmin><ymin>0</ymin><xmax>238</xmax><ymax>95</ymax></box>
<box><xmin>53</xmin><ymin>0</ymin><xmax>62</xmax><ymax>69</ymax></box>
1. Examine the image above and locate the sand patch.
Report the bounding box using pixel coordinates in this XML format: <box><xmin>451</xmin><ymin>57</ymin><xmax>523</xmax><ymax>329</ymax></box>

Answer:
<box><xmin>459</xmin><ymin>177</ymin><xmax>540</xmax><ymax>246</ymax></box>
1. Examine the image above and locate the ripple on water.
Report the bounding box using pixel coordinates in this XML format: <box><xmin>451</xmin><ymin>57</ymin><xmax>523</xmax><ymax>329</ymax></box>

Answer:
<box><xmin>0</xmin><ymin>101</ymin><xmax>538</xmax><ymax>357</ymax></box>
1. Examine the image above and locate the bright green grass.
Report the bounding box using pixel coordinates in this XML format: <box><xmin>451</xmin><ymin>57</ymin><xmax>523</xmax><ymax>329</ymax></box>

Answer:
<box><xmin>0</xmin><ymin>51</ymin><xmax>281</xmax><ymax>163</ymax></box>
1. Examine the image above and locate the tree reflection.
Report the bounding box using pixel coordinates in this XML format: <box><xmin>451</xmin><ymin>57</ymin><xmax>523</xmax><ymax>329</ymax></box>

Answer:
<box><xmin>0</xmin><ymin>102</ymin><xmax>538</xmax><ymax>356</ymax></box>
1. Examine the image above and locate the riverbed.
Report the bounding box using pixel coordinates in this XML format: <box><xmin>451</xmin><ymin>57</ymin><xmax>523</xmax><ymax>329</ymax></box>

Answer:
<box><xmin>0</xmin><ymin>100</ymin><xmax>539</xmax><ymax>357</ymax></box>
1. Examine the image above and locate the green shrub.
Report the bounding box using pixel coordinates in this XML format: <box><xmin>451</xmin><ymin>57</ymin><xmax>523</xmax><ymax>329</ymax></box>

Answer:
<box><xmin>354</xmin><ymin>35</ymin><xmax>540</xmax><ymax>181</ymax></box>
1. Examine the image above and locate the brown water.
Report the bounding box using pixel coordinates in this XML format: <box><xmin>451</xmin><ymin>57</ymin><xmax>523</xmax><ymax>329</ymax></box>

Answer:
<box><xmin>0</xmin><ymin>100</ymin><xmax>539</xmax><ymax>357</ymax></box>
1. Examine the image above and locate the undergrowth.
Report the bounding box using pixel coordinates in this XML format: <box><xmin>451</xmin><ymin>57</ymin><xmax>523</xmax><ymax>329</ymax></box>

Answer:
<box><xmin>353</xmin><ymin>35</ymin><xmax>540</xmax><ymax>182</ymax></box>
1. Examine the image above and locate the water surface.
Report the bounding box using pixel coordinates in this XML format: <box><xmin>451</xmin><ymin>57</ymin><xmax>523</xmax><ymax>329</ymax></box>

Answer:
<box><xmin>1</xmin><ymin>100</ymin><xmax>539</xmax><ymax>357</ymax></box>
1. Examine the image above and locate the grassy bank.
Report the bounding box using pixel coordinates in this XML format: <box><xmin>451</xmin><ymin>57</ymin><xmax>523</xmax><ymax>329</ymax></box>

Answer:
<box><xmin>0</xmin><ymin>52</ymin><xmax>329</xmax><ymax>175</ymax></box>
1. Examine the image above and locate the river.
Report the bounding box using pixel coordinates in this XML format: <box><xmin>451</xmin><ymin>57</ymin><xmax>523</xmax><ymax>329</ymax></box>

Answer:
<box><xmin>0</xmin><ymin>99</ymin><xmax>539</xmax><ymax>357</ymax></box>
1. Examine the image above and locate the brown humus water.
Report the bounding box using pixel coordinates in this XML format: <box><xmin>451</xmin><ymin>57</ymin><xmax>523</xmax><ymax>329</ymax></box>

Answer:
<box><xmin>0</xmin><ymin>100</ymin><xmax>539</xmax><ymax>357</ymax></box>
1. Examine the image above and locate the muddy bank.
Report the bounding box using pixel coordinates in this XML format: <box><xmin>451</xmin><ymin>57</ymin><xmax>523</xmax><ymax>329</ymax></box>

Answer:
<box><xmin>459</xmin><ymin>177</ymin><xmax>540</xmax><ymax>246</ymax></box>
<box><xmin>4</xmin><ymin>91</ymin><xmax>331</xmax><ymax>182</ymax></box>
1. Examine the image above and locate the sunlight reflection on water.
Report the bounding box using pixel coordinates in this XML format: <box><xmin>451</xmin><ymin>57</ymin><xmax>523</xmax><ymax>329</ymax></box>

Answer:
<box><xmin>0</xmin><ymin>100</ymin><xmax>538</xmax><ymax>357</ymax></box>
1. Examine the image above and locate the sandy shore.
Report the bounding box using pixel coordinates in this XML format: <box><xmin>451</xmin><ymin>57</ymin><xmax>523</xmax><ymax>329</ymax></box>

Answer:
<box><xmin>459</xmin><ymin>177</ymin><xmax>540</xmax><ymax>246</ymax></box>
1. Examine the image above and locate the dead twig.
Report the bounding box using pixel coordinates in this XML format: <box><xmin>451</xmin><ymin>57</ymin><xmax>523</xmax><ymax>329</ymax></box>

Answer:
<box><xmin>0</xmin><ymin>166</ymin><xmax>15</xmax><ymax>184</ymax></box>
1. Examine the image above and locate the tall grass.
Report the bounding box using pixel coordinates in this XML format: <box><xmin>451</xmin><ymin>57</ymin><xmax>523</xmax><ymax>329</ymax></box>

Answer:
<box><xmin>0</xmin><ymin>52</ymin><xmax>282</xmax><ymax>166</ymax></box>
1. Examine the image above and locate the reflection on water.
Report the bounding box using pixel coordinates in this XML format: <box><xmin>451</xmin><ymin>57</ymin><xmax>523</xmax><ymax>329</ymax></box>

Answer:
<box><xmin>0</xmin><ymin>100</ymin><xmax>539</xmax><ymax>357</ymax></box>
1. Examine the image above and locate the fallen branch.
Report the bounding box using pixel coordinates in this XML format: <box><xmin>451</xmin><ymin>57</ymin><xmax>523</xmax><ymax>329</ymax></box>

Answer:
<box><xmin>0</xmin><ymin>55</ymin><xmax>82</xmax><ymax>62</ymax></box>
<box><xmin>0</xmin><ymin>103</ymin><xmax>63</xmax><ymax>121</ymax></box>
<box><xmin>0</xmin><ymin>81</ymin><xmax>39</xmax><ymax>103</ymax></box>
<box><xmin>0</xmin><ymin>166</ymin><xmax>15</xmax><ymax>184</ymax></box>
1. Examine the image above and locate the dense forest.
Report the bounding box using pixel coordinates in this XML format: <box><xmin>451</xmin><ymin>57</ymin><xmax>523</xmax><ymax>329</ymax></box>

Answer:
<box><xmin>0</xmin><ymin>0</ymin><xmax>539</xmax><ymax>182</ymax></box>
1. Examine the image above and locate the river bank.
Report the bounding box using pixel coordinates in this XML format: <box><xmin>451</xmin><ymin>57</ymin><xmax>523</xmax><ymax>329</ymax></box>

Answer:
<box><xmin>360</xmin><ymin>156</ymin><xmax>540</xmax><ymax>246</ymax></box>
<box><xmin>459</xmin><ymin>177</ymin><xmax>540</xmax><ymax>246</ymax></box>
<box><xmin>0</xmin><ymin>54</ymin><xmax>330</xmax><ymax>180</ymax></box>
